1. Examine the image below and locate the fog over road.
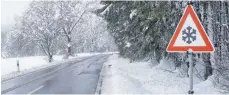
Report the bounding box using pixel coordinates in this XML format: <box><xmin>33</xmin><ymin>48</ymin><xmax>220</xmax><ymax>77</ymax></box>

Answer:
<box><xmin>2</xmin><ymin>54</ymin><xmax>110</xmax><ymax>94</ymax></box>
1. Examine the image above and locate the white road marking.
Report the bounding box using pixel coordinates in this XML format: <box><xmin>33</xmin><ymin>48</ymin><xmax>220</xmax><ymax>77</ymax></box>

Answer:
<box><xmin>27</xmin><ymin>85</ymin><xmax>44</xmax><ymax>94</ymax></box>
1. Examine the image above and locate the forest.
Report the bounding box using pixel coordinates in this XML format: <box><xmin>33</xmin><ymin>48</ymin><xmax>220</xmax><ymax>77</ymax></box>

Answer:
<box><xmin>1</xmin><ymin>0</ymin><xmax>229</xmax><ymax>93</ymax></box>
<box><xmin>1</xmin><ymin>1</ymin><xmax>117</xmax><ymax>62</ymax></box>
<box><xmin>98</xmin><ymin>1</ymin><xmax>229</xmax><ymax>92</ymax></box>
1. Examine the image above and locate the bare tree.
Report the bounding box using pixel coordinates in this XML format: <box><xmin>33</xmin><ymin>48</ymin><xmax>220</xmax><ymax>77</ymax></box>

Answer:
<box><xmin>21</xmin><ymin>1</ymin><xmax>61</xmax><ymax>62</ymax></box>
<box><xmin>57</xmin><ymin>1</ymin><xmax>88</xmax><ymax>59</ymax></box>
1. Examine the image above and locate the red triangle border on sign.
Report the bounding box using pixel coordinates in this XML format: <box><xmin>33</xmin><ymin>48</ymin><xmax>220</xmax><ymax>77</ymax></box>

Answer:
<box><xmin>166</xmin><ymin>5</ymin><xmax>214</xmax><ymax>53</ymax></box>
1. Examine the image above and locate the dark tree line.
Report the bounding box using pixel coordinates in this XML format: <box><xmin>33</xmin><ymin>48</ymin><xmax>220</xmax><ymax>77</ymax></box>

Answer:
<box><xmin>99</xmin><ymin>1</ymin><xmax>229</xmax><ymax>92</ymax></box>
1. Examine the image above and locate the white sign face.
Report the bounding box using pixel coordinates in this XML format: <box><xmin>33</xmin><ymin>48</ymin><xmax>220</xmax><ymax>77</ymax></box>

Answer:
<box><xmin>173</xmin><ymin>14</ymin><xmax>206</xmax><ymax>47</ymax></box>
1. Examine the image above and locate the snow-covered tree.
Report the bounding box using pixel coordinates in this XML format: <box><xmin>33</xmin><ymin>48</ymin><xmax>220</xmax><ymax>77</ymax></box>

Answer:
<box><xmin>21</xmin><ymin>1</ymin><xmax>61</xmax><ymax>62</ymax></box>
<box><xmin>99</xmin><ymin>1</ymin><xmax>229</xmax><ymax>91</ymax></box>
<box><xmin>57</xmin><ymin>1</ymin><xmax>88</xmax><ymax>59</ymax></box>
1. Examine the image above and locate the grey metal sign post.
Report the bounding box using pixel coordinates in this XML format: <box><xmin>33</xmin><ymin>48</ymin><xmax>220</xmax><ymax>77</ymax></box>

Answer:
<box><xmin>188</xmin><ymin>50</ymin><xmax>194</xmax><ymax>94</ymax></box>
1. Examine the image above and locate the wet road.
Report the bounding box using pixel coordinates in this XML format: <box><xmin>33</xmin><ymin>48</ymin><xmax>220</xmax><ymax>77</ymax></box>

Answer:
<box><xmin>1</xmin><ymin>54</ymin><xmax>109</xmax><ymax>94</ymax></box>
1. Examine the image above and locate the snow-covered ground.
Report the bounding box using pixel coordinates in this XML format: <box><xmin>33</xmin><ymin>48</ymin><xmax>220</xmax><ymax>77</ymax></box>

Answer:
<box><xmin>100</xmin><ymin>54</ymin><xmax>221</xmax><ymax>94</ymax></box>
<box><xmin>1</xmin><ymin>52</ymin><xmax>117</xmax><ymax>77</ymax></box>
<box><xmin>2</xmin><ymin>55</ymin><xmax>62</xmax><ymax>76</ymax></box>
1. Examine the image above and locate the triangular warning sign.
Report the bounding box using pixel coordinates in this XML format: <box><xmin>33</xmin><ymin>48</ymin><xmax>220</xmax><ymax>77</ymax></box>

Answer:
<box><xmin>167</xmin><ymin>5</ymin><xmax>214</xmax><ymax>53</ymax></box>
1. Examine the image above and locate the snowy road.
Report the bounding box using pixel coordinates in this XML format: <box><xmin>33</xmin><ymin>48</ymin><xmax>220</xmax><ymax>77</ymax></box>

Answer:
<box><xmin>1</xmin><ymin>54</ymin><xmax>110</xmax><ymax>94</ymax></box>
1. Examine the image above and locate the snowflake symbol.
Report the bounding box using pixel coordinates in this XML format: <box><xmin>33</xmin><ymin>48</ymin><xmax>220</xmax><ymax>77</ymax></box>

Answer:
<box><xmin>182</xmin><ymin>26</ymin><xmax>196</xmax><ymax>44</ymax></box>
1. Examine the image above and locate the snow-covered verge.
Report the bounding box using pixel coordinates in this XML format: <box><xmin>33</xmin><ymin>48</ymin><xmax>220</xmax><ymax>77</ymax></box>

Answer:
<box><xmin>100</xmin><ymin>54</ymin><xmax>221</xmax><ymax>94</ymax></box>
<box><xmin>1</xmin><ymin>55</ymin><xmax>80</xmax><ymax>81</ymax></box>
<box><xmin>75</xmin><ymin>52</ymin><xmax>118</xmax><ymax>57</ymax></box>
<box><xmin>2</xmin><ymin>55</ymin><xmax>62</xmax><ymax>76</ymax></box>
<box><xmin>1</xmin><ymin>52</ymin><xmax>117</xmax><ymax>81</ymax></box>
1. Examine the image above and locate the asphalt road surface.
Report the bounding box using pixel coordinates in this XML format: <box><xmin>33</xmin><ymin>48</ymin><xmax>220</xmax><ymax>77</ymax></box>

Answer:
<box><xmin>2</xmin><ymin>54</ymin><xmax>110</xmax><ymax>94</ymax></box>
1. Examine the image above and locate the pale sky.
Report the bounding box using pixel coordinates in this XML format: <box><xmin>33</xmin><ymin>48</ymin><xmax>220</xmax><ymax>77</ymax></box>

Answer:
<box><xmin>1</xmin><ymin>0</ymin><xmax>31</xmax><ymax>28</ymax></box>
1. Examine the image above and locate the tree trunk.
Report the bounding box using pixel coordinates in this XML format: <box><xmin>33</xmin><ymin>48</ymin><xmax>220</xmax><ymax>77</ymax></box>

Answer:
<box><xmin>226</xmin><ymin>2</ymin><xmax>229</xmax><ymax>52</ymax></box>
<box><xmin>63</xmin><ymin>28</ymin><xmax>72</xmax><ymax>59</ymax></box>
<box><xmin>202</xmin><ymin>2</ymin><xmax>213</xmax><ymax>80</ymax></box>
<box><xmin>67</xmin><ymin>35</ymin><xmax>71</xmax><ymax>57</ymax></box>
<box><xmin>39</xmin><ymin>44</ymin><xmax>53</xmax><ymax>63</ymax></box>
<box><xmin>48</xmin><ymin>54</ymin><xmax>53</xmax><ymax>63</ymax></box>
<box><xmin>203</xmin><ymin>53</ymin><xmax>212</xmax><ymax>80</ymax></box>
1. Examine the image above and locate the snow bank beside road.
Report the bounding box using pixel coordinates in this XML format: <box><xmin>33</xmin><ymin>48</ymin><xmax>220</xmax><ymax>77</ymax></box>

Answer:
<box><xmin>1</xmin><ymin>56</ymin><xmax>63</xmax><ymax>76</ymax></box>
<box><xmin>1</xmin><ymin>55</ymin><xmax>79</xmax><ymax>81</ymax></box>
<box><xmin>1</xmin><ymin>52</ymin><xmax>118</xmax><ymax>79</ymax></box>
<box><xmin>75</xmin><ymin>52</ymin><xmax>118</xmax><ymax>57</ymax></box>
<box><xmin>101</xmin><ymin>54</ymin><xmax>220</xmax><ymax>94</ymax></box>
